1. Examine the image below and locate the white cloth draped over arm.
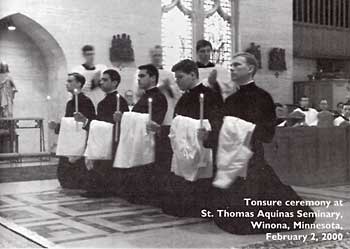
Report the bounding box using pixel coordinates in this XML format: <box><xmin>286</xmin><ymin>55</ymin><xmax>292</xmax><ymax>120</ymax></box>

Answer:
<box><xmin>84</xmin><ymin>120</ymin><xmax>114</xmax><ymax>160</ymax></box>
<box><xmin>56</xmin><ymin>117</ymin><xmax>88</xmax><ymax>157</ymax></box>
<box><xmin>213</xmin><ymin>116</ymin><xmax>256</xmax><ymax>189</ymax></box>
<box><xmin>113</xmin><ymin>112</ymin><xmax>155</xmax><ymax>168</ymax></box>
<box><xmin>198</xmin><ymin>66</ymin><xmax>236</xmax><ymax>100</ymax></box>
<box><xmin>169</xmin><ymin>115</ymin><xmax>213</xmax><ymax>182</ymax></box>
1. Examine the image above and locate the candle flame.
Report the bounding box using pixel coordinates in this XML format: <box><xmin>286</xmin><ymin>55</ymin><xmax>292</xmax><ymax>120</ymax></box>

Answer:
<box><xmin>46</xmin><ymin>95</ymin><xmax>51</xmax><ymax>100</ymax></box>
<box><xmin>148</xmin><ymin>98</ymin><xmax>153</xmax><ymax>103</ymax></box>
<box><xmin>73</xmin><ymin>89</ymin><xmax>78</xmax><ymax>94</ymax></box>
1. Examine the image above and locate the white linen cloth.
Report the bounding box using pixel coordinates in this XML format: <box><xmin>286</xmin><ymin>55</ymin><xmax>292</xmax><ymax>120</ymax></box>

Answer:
<box><xmin>169</xmin><ymin>115</ymin><xmax>213</xmax><ymax>182</ymax></box>
<box><xmin>213</xmin><ymin>116</ymin><xmax>256</xmax><ymax>189</ymax></box>
<box><xmin>113</xmin><ymin>112</ymin><xmax>155</xmax><ymax>168</ymax></box>
<box><xmin>293</xmin><ymin>108</ymin><xmax>319</xmax><ymax>126</ymax></box>
<box><xmin>198</xmin><ymin>66</ymin><xmax>236</xmax><ymax>100</ymax></box>
<box><xmin>56</xmin><ymin>117</ymin><xmax>87</xmax><ymax>157</ymax></box>
<box><xmin>84</xmin><ymin>120</ymin><xmax>114</xmax><ymax>160</ymax></box>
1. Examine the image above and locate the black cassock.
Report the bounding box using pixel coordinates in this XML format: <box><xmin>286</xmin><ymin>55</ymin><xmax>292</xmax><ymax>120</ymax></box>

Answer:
<box><xmin>160</xmin><ymin>83</ymin><xmax>224</xmax><ymax>217</ymax></box>
<box><xmin>84</xmin><ymin>90</ymin><xmax>129</xmax><ymax>195</ymax></box>
<box><xmin>56</xmin><ymin>93</ymin><xmax>96</xmax><ymax>189</ymax></box>
<box><xmin>206</xmin><ymin>82</ymin><xmax>315</xmax><ymax>234</ymax></box>
<box><xmin>116</xmin><ymin>87</ymin><xmax>168</xmax><ymax>203</ymax></box>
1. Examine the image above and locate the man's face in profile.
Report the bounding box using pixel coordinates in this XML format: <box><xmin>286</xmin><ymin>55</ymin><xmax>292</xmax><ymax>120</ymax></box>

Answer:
<box><xmin>343</xmin><ymin>105</ymin><xmax>350</xmax><ymax>117</ymax></box>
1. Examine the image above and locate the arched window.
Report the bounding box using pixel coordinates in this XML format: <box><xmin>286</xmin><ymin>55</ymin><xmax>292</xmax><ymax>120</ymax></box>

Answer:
<box><xmin>161</xmin><ymin>0</ymin><xmax>237</xmax><ymax>69</ymax></box>
<box><xmin>161</xmin><ymin>0</ymin><xmax>193</xmax><ymax>70</ymax></box>
<box><xmin>204</xmin><ymin>0</ymin><xmax>232</xmax><ymax>68</ymax></box>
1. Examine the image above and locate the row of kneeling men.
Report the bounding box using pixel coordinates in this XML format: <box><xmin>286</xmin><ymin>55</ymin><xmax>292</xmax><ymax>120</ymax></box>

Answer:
<box><xmin>50</xmin><ymin>55</ymin><xmax>316</xmax><ymax>235</ymax></box>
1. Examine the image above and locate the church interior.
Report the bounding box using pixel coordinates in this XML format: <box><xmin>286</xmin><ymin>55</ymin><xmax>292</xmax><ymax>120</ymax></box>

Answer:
<box><xmin>0</xmin><ymin>0</ymin><xmax>350</xmax><ymax>248</ymax></box>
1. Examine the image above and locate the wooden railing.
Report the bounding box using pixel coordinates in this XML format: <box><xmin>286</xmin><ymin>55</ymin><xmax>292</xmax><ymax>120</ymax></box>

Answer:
<box><xmin>293</xmin><ymin>0</ymin><xmax>350</xmax><ymax>29</ymax></box>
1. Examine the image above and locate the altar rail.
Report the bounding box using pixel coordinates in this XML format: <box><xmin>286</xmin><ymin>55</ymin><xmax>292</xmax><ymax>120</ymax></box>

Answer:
<box><xmin>264</xmin><ymin>127</ymin><xmax>350</xmax><ymax>186</ymax></box>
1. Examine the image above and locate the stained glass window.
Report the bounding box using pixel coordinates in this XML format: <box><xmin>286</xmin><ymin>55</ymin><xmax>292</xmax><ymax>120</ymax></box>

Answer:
<box><xmin>161</xmin><ymin>0</ymin><xmax>193</xmax><ymax>70</ymax></box>
<box><xmin>161</xmin><ymin>0</ymin><xmax>232</xmax><ymax>69</ymax></box>
<box><xmin>204</xmin><ymin>0</ymin><xmax>232</xmax><ymax>68</ymax></box>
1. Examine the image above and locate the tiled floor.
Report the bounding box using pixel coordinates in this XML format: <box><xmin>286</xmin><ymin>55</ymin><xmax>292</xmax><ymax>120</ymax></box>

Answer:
<box><xmin>0</xmin><ymin>179</ymin><xmax>349</xmax><ymax>248</ymax></box>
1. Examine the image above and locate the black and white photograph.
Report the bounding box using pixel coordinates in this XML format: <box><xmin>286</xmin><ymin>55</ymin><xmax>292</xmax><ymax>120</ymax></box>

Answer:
<box><xmin>0</xmin><ymin>0</ymin><xmax>349</xmax><ymax>248</ymax></box>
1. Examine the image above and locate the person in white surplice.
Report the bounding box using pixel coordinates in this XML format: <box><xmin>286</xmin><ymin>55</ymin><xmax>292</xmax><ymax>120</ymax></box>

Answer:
<box><xmin>71</xmin><ymin>45</ymin><xmax>107</xmax><ymax>108</ymax></box>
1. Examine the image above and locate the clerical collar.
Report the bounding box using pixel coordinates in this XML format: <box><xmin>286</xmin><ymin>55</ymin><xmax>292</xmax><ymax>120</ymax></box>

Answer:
<box><xmin>106</xmin><ymin>89</ymin><xmax>118</xmax><ymax>95</ymax></box>
<box><xmin>196</xmin><ymin>61</ymin><xmax>215</xmax><ymax>68</ymax></box>
<box><xmin>238</xmin><ymin>81</ymin><xmax>255</xmax><ymax>90</ymax></box>
<box><xmin>145</xmin><ymin>86</ymin><xmax>158</xmax><ymax>93</ymax></box>
<box><xmin>187</xmin><ymin>82</ymin><xmax>202</xmax><ymax>93</ymax></box>
<box><xmin>300</xmin><ymin>107</ymin><xmax>309</xmax><ymax>111</ymax></box>
<box><xmin>82</xmin><ymin>63</ymin><xmax>96</xmax><ymax>71</ymax></box>
<box><xmin>240</xmin><ymin>80</ymin><xmax>255</xmax><ymax>86</ymax></box>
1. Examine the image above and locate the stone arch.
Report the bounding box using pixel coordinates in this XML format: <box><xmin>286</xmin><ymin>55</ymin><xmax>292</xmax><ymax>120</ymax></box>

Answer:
<box><xmin>0</xmin><ymin>13</ymin><xmax>67</xmax><ymax>152</ymax></box>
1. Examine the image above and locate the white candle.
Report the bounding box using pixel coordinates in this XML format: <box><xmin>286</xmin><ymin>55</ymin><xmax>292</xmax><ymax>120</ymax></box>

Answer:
<box><xmin>116</xmin><ymin>93</ymin><xmax>120</xmax><ymax>112</ymax></box>
<box><xmin>73</xmin><ymin>89</ymin><xmax>79</xmax><ymax>130</ymax></box>
<box><xmin>148</xmin><ymin>98</ymin><xmax>153</xmax><ymax>121</ymax></box>
<box><xmin>115</xmin><ymin>93</ymin><xmax>121</xmax><ymax>142</ymax></box>
<box><xmin>46</xmin><ymin>95</ymin><xmax>51</xmax><ymax>153</ymax></box>
<box><xmin>199</xmin><ymin>93</ymin><xmax>204</xmax><ymax>128</ymax></box>
<box><xmin>73</xmin><ymin>89</ymin><xmax>79</xmax><ymax>113</ymax></box>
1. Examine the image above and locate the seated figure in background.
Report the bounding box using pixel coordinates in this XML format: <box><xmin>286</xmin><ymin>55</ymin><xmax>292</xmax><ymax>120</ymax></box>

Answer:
<box><xmin>124</xmin><ymin>90</ymin><xmax>135</xmax><ymax>111</ymax></box>
<box><xmin>293</xmin><ymin>96</ymin><xmax>318</xmax><ymax>126</ymax></box>
<box><xmin>333</xmin><ymin>102</ymin><xmax>344</xmax><ymax>118</ymax></box>
<box><xmin>334</xmin><ymin>103</ymin><xmax>350</xmax><ymax>127</ymax></box>
<box><xmin>317</xmin><ymin>99</ymin><xmax>334</xmax><ymax>127</ymax></box>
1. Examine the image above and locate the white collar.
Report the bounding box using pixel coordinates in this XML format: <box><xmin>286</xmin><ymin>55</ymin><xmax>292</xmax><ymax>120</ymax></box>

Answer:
<box><xmin>239</xmin><ymin>80</ymin><xmax>255</xmax><ymax>86</ymax></box>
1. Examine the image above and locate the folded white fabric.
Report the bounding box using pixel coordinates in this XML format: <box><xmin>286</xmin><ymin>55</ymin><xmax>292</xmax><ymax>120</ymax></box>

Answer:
<box><xmin>84</xmin><ymin>120</ymin><xmax>114</xmax><ymax>160</ymax></box>
<box><xmin>113</xmin><ymin>112</ymin><xmax>155</xmax><ymax>168</ymax></box>
<box><xmin>198</xmin><ymin>66</ymin><xmax>237</xmax><ymax>99</ymax></box>
<box><xmin>169</xmin><ymin>115</ymin><xmax>213</xmax><ymax>182</ymax></box>
<box><xmin>213</xmin><ymin>116</ymin><xmax>256</xmax><ymax>189</ymax></box>
<box><xmin>56</xmin><ymin>117</ymin><xmax>87</xmax><ymax>157</ymax></box>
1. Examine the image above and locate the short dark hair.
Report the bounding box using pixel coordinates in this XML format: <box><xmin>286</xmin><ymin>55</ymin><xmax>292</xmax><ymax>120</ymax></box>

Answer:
<box><xmin>196</xmin><ymin>39</ymin><xmax>212</xmax><ymax>52</ymax></box>
<box><xmin>103</xmin><ymin>69</ymin><xmax>121</xmax><ymax>84</ymax></box>
<box><xmin>82</xmin><ymin>45</ymin><xmax>94</xmax><ymax>53</ymax></box>
<box><xmin>274</xmin><ymin>102</ymin><xmax>283</xmax><ymax>108</ymax></box>
<box><xmin>138</xmin><ymin>64</ymin><xmax>159</xmax><ymax>83</ymax></box>
<box><xmin>68</xmin><ymin>72</ymin><xmax>86</xmax><ymax>88</ymax></box>
<box><xmin>171</xmin><ymin>59</ymin><xmax>199</xmax><ymax>78</ymax></box>
<box><xmin>232</xmin><ymin>52</ymin><xmax>259</xmax><ymax>76</ymax></box>
<box><xmin>337</xmin><ymin>102</ymin><xmax>344</xmax><ymax>108</ymax></box>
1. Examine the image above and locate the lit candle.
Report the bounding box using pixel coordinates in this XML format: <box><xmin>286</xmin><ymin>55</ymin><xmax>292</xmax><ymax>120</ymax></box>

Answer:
<box><xmin>148</xmin><ymin>98</ymin><xmax>153</xmax><ymax>122</ymax></box>
<box><xmin>116</xmin><ymin>93</ymin><xmax>120</xmax><ymax>112</ymax></box>
<box><xmin>115</xmin><ymin>93</ymin><xmax>120</xmax><ymax>142</ymax></box>
<box><xmin>73</xmin><ymin>89</ymin><xmax>79</xmax><ymax>130</ymax></box>
<box><xmin>199</xmin><ymin>93</ymin><xmax>204</xmax><ymax>128</ymax></box>
<box><xmin>46</xmin><ymin>95</ymin><xmax>52</xmax><ymax>153</ymax></box>
<box><xmin>73</xmin><ymin>89</ymin><xmax>79</xmax><ymax>113</ymax></box>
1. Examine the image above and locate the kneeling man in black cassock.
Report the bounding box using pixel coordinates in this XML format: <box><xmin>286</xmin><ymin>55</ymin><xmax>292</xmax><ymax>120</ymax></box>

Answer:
<box><xmin>49</xmin><ymin>73</ymin><xmax>96</xmax><ymax>189</ymax></box>
<box><xmin>199</xmin><ymin>52</ymin><xmax>315</xmax><ymax>234</ymax></box>
<box><xmin>114</xmin><ymin>64</ymin><xmax>167</xmax><ymax>204</ymax></box>
<box><xmin>160</xmin><ymin>59</ymin><xmax>223</xmax><ymax>217</ymax></box>
<box><xmin>74</xmin><ymin>69</ymin><xmax>129</xmax><ymax>198</ymax></box>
